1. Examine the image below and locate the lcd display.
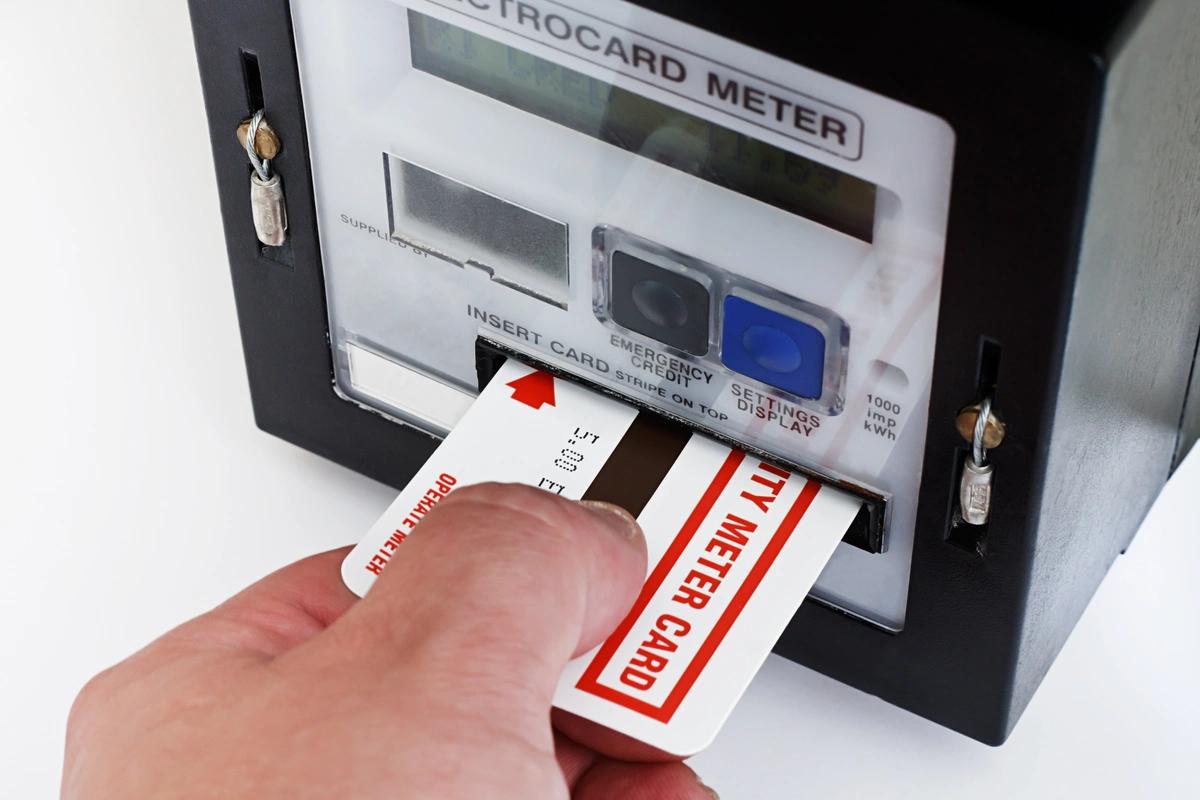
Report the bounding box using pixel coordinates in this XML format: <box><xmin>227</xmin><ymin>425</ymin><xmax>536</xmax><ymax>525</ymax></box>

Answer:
<box><xmin>408</xmin><ymin>11</ymin><xmax>877</xmax><ymax>242</ymax></box>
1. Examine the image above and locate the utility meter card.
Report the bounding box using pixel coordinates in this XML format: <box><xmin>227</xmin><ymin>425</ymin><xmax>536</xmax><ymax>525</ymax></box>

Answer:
<box><xmin>342</xmin><ymin>360</ymin><xmax>861</xmax><ymax>755</ymax></box>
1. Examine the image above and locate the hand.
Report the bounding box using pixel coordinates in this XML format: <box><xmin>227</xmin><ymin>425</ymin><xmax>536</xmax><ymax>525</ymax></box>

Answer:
<box><xmin>62</xmin><ymin>483</ymin><xmax>719</xmax><ymax>799</ymax></box>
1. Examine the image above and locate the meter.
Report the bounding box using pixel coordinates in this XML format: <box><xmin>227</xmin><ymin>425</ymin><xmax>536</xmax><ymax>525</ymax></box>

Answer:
<box><xmin>189</xmin><ymin>0</ymin><xmax>1200</xmax><ymax>744</ymax></box>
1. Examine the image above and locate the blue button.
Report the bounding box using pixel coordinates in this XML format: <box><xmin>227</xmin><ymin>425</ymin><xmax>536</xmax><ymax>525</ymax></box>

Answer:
<box><xmin>721</xmin><ymin>296</ymin><xmax>826</xmax><ymax>398</ymax></box>
<box><xmin>741</xmin><ymin>325</ymin><xmax>804</xmax><ymax>373</ymax></box>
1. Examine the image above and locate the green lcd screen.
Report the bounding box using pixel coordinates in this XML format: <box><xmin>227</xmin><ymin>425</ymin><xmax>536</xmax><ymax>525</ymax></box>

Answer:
<box><xmin>408</xmin><ymin>12</ymin><xmax>877</xmax><ymax>243</ymax></box>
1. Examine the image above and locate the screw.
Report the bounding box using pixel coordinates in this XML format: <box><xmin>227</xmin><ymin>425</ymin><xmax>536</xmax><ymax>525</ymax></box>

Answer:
<box><xmin>956</xmin><ymin>403</ymin><xmax>1006</xmax><ymax>450</ymax></box>
<box><xmin>236</xmin><ymin>118</ymin><xmax>282</xmax><ymax>160</ymax></box>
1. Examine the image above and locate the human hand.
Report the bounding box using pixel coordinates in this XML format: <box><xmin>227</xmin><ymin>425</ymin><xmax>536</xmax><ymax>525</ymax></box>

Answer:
<box><xmin>62</xmin><ymin>483</ymin><xmax>718</xmax><ymax>799</ymax></box>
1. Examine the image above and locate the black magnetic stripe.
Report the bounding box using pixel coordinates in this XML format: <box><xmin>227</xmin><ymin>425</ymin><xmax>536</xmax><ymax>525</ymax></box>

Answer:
<box><xmin>580</xmin><ymin>411</ymin><xmax>692</xmax><ymax>517</ymax></box>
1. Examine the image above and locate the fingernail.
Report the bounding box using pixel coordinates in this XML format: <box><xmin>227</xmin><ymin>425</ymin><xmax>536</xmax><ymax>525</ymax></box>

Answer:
<box><xmin>579</xmin><ymin>500</ymin><xmax>642</xmax><ymax>540</ymax></box>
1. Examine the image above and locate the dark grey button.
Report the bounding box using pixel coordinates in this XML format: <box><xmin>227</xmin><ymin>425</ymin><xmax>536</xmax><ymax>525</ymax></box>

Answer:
<box><xmin>632</xmin><ymin>280</ymin><xmax>690</xmax><ymax>328</ymax></box>
<box><xmin>610</xmin><ymin>251</ymin><xmax>709</xmax><ymax>355</ymax></box>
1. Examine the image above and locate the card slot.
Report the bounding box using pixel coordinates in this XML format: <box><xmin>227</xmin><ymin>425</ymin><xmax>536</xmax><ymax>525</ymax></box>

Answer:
<box><xmin>475</xmin><ymin>336</ymin><xmax>885</xmax><ymax>553</ymax></box>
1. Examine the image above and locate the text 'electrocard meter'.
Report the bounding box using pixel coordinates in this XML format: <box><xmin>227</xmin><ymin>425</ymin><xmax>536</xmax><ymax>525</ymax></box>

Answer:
<box><xmin>189</xmin><ymin>0</ymin><xmax>1200</xmax><ymax>744</ymax></box>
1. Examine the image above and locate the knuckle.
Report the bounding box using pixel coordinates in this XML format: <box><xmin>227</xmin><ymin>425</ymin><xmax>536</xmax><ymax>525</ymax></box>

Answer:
<box><xmin>442</xmin><ymin>483</ymin><xmax>579</xmax><ymax>542</ymax></box>
<box><xmin>448</xmin><ymin>482</ymin><xmax>562</xmax><ymax>512</ymax></box>
<box><xmin>429</xmin><ymin>484</ymin><xmax>599</xmax><ymax>583</ymax></box>
<box><xmin>67</xmin><ymin>668</ymin><xmax>116</xmax><ymax>727</ymax></box>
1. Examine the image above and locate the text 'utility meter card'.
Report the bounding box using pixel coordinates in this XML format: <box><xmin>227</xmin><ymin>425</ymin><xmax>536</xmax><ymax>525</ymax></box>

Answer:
<box><xmin>342</xmin><ymin>361</ymin><xmax>861</xmax><ymax>755</ymax></box>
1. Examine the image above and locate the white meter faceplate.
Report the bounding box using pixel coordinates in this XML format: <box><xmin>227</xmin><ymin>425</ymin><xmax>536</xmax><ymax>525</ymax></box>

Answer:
<box><xmin>291</xmin><ymin>0</ymin><xmax>955</xmax><ymax>629</ymax></box>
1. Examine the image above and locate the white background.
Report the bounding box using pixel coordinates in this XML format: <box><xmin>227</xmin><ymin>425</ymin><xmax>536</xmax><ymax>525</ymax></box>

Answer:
<box><xmin>1</xmin><ymin>2</ymin><xmax>1198</xmax><ymax>797</ymax></box>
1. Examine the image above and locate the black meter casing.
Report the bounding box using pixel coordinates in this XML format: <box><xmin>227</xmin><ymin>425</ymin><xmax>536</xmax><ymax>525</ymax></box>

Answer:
<box><xmin>188</xmin><ymin>0</ymin><xmax>1200</xmax><ymax>745</ymax></box>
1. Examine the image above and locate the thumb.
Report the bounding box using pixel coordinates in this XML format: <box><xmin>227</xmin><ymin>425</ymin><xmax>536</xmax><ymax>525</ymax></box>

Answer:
<box><xmin>310</xmin><ymin>482</ymin><xmax>646</xmax><ymax>710</ymax></box>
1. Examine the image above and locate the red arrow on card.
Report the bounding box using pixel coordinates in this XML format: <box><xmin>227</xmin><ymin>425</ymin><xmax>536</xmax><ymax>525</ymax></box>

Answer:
<box><xmin>506</xmin><ymin>370</ymin><xmax>556</xmax><ymax>410</ymax></box>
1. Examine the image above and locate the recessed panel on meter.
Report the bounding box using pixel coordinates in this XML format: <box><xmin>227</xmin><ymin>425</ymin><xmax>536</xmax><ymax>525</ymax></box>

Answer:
<box><xmin>290</xmin><ymin>0</ymin><xmax>956</xmax><ymax>629</ymax></box>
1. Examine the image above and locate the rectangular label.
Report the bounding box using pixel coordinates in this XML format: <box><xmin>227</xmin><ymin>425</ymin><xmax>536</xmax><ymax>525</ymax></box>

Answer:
<box><xmin>347</xmin><ymin>344</ymin><xmax>475</xmax><ymax>433</ymax></box>
<box><xmin>574</xmin><ymin>451</ymin><xmax>824</xmax><ymax>720</ymax></box>
<box><xmin>425</xmin><ymin>0</ymin><xmax>864</xmax><ymax>159</ymax></box>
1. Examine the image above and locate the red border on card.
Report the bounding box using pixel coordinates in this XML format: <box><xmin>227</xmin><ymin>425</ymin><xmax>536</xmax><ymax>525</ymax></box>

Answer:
<box><xmin>575</xmin><ymin>450</ymin><xmax>823</xmax><ymax>723</ymax></box>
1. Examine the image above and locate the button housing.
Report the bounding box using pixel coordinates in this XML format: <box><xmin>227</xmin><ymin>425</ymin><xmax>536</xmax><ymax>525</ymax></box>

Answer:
<box><xmin>593</xmin><ymin>226</ymin><xmax>850</xmax><ymax>417</ymax></box>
